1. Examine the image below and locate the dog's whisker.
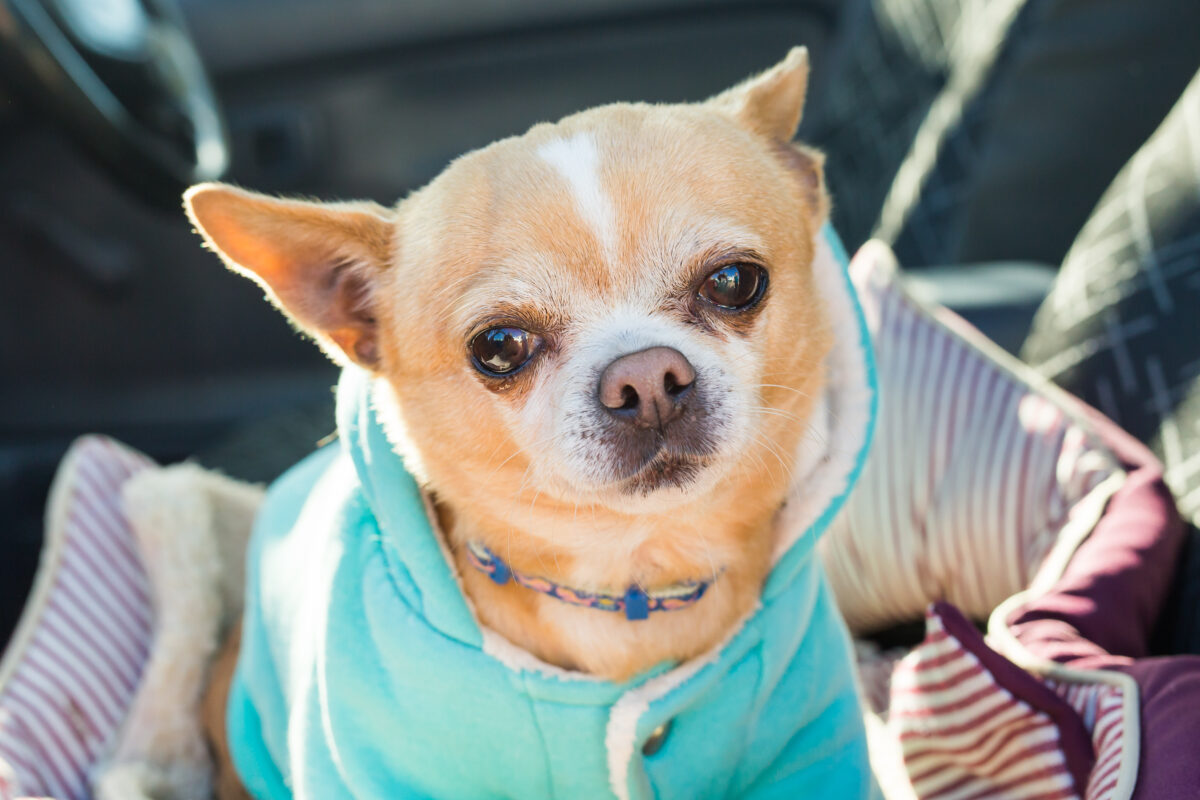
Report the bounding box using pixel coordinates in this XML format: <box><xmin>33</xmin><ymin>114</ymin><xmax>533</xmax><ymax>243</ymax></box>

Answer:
<box><xmin>753</xmin><ymin>382</ymin><xmax>814</xmax><ymax>400</ymax></box>
<box><xmin>745</xmin><ymin>405</ymin><xmax>808</xmax><ymax>425</ymax></box>
<box><xmin>749</xmin><ymin>382</ymin><xmax>843</xmax><ymax>430</ymax></box>
<box><xmin>755</xmin><ymin>377</ymin><xmax>848</xmax><ymax>430</ymax></box>
<box><xmin>745</xmin><ymin>406</ymin><xmax>833</xmax><ymax>453</ymax></box>
<box><xmin>699</xmin><ymin>539</ymin><xmax>721</xmax><ymax>584</ymax></box>
<box><xmin>478</xmin><ymin>428</ymin><xmax>569</xmax><ymax>487</ymax></box>
<box><xmin>751</xmin><ymin>385</ymin><xmax>845</xmax><ymax>435</ymax></box>
<box><xmin>746</xmin><ymin>429</ymin><xmax>798</xmax><ymax>483</ymax></box>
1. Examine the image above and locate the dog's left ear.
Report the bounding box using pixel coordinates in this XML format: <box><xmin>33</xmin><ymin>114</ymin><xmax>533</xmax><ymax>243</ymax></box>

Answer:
<box><xmin>708</xmin><ymin>47</ymin><xmax>828</xmax><ymax>221</ymax></box>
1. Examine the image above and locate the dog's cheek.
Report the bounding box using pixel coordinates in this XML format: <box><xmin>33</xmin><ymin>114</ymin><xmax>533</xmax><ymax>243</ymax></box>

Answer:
<box><xmin>689</xmin><ymin>334</ymin><xmax>760</xmax><ymax>455</ymax></box>
<box><xmin>516</xmin><ymin>333</ymin><xmax>619</xmax><ymax>489</ymax></box>
<box><xmin>541</xmin><ymin>379</ymin><xmax>623</xmax><ymax>488</ymax></box>
<box><xmin>505</xmin><ymin>362</ymin><xmax>593</xmax><ymax>486</ymax></box>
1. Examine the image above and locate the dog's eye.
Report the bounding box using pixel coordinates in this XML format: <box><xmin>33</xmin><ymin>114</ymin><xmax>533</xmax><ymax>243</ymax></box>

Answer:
<box><xmin>698</xmin><ymin>264</ymin><xmax>766</xmax><ymax>310</ymax></box>
<box><xmin>470</xmin><ymin>327</ymin><xmax>541</xmax><ymax>376</ymax></box>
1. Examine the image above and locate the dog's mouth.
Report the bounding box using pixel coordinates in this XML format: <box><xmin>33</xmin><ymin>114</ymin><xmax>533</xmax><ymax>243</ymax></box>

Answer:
<box><xmin>620</xmin><ymin>452</ymin><xmax>711</xmax><ymax>495</ymax></box>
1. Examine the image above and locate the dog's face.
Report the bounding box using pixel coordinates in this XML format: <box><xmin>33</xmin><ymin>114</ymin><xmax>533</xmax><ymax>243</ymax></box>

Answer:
<box><xmin>186</xmin><ymin>48</ymin><xmax>830</xmax><ymax>543</ymax></box>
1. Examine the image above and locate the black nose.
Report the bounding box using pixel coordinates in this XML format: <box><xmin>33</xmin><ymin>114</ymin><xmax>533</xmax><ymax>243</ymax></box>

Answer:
<box><xmin>598</xmin><ymin>347</ymin><xmax>696</xmax><ymax>429</ymax></box>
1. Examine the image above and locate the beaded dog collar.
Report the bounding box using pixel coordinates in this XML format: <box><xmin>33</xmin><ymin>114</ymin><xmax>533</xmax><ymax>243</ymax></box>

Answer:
<box><xmin>463</xmin><ymin>541</ymin><xmax>715</xmax><ymax>621</ymax></box>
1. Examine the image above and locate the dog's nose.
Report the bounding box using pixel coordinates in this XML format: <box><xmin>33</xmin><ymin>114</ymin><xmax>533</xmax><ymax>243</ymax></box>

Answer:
<box><xmin>599</xmin><ymin>347</ymin><xmax>696</xmax><ymax>429</ymax></box>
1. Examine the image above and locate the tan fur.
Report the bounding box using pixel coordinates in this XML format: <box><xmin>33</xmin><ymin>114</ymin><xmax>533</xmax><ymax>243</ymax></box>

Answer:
<box><xmin>203</xmin><ymin>623</ymin><xmax>251</xmax><ymax>800</ymax></box>
<box><xmin>190</xmin><ymin>46</ymin><xmax>831</xmax><ymax>788</ymax></box>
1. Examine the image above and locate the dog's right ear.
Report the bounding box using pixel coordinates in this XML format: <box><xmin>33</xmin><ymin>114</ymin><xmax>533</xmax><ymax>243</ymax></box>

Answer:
<box><xmin>707</xmin><ymin>46</ymin><xmax>810</xmax><ymax>143</ymax></box>
<box><xmin>184</xmin><ymin>183</ymin><xmax>395</xmax><ymax>369</ymax></box>
<box><xmin>706</xmin><ymin>47</ymin><xmax>828</xmax><ymax>223</ymax></box>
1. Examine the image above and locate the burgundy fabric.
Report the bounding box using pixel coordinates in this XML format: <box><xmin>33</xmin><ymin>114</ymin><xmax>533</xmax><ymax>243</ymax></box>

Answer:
<box><xmin>1006</xmin><ymin>396</ymin><xmax>1186</xmax><ymax>666</ymax></box>
<box><xmin>1110</xmin><ymin>657</ymin><xmax>1200</xmax><ymax>800</ymax></box>
<box><xmin>935</xmin><ymin>602</ymin><xmax>1096</xmax><ymax>796</ymax></box>
<box><xmin>1002</xmin><ymin>397</ymin><xmax>1200</xmax><ymax>799</ymax></box>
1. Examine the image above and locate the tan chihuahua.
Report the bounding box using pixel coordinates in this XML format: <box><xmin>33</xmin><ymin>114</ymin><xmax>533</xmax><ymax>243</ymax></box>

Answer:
<box><xmin>189</xmin><ymin>47</ymin><xmax>839</xmax><ymax>798</ymax></box>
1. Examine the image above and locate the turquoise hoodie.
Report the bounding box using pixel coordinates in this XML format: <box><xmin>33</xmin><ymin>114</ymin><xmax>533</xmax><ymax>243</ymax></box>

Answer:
<box><xmin>228</xmin><ymin>226</ymin><xmax>879</xmax><ymax>800</ymax></box>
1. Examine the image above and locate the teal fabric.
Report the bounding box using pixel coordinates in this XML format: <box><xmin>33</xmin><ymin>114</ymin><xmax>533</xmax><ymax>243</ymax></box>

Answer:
<box><xmin>228</xmin><ymin>226</ymin><xmax>879</xmax><ymax>800</ymax></box>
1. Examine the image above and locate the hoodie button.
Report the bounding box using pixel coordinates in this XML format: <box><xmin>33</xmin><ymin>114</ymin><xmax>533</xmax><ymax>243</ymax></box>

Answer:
<box><xmin>642</xmin><ymin>720</ymin><xmax>672</xmax><ymax>756</ymax></box>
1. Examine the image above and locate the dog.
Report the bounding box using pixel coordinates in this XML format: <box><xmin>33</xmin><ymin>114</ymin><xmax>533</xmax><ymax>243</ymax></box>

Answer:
<box><xmin>187</xmin><ymin>47</ymin><xmax>878</xmax><ymax>800</ymax></box>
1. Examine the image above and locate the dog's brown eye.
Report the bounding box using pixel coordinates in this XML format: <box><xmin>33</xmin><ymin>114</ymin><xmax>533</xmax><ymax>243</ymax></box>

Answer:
<box><xmin>698</xmin><ymin>264</ymin><xmax>766</xmax><ymax>310</ymax></box>
<box><xmin>470</xmin><ymin>327</ymin><xmax>540</xmax><ymax>376</ymax></box>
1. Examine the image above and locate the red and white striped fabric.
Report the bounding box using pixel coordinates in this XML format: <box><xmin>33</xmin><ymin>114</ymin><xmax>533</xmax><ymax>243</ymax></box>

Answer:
<box><xmin>825</xmin><ymin>247</ymin><xmax>1123</xmax><ymax>634</ymax></box>
<box><xmin>889</xmin><ymin>605</ymin><xmax>1096</xmax><ymax>800</ymax></box>
<box><xmin>1046</xmin><ymin>681</ymin><xmax>1129</xmax><ymax>800</ymax></box>
<box><xmin>0</xmin><ymin>437</ymin><xmax>155</xmax><ymax>800</ymax></box>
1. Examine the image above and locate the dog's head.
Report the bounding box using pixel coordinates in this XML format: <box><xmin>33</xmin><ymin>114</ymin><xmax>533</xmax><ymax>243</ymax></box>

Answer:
<box><xmin>187</xmin><ymin>48</ymin><xmax>830</xmax><ymax>541</ymax></box>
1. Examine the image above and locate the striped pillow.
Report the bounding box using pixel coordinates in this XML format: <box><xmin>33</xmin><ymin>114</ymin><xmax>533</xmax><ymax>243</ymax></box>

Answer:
<box><xmin>0</xmin><ymin>437</ymin><xmax>155</xmax><ymax>800</ymax></box>
<box><xmin>824</xmin><ymin>243</ymin><xmax>1124</xmax><ymax>633</ymax></box>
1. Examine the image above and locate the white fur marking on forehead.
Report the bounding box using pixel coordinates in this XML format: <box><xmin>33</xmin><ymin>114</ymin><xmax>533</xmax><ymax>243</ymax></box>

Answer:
<box><xmin>538</xmin><ymin>133</ymin><xmax>618</xmax><ymax>261</ymax></box>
